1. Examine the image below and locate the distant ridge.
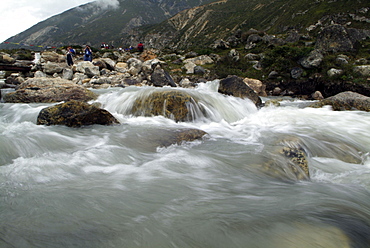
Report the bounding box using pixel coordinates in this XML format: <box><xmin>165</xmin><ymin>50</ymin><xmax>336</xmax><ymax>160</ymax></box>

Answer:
<box><xmin>1</xmin><ymin>0</ymin><xmax>369</xmax><ymax>51</ymax></box>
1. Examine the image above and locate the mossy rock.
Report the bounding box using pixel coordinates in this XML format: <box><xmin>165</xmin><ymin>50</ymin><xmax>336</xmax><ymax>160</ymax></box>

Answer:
<box><xmin>37</xmin><ymin>100</ymin><xmax>119</xmax><ymax>127</ymax></box>
<box><xmin>131</xmin><ymin>90</ymin><xmax>200</xmax><ymax>122</ymax></box>
<box><xmin>309</xmin><ymin>91</ymin><xmax>370</xmax><ymax>111</ymax></box>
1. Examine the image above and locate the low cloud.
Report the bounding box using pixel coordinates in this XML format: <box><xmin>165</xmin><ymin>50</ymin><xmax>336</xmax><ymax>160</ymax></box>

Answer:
<box><xmin>93</xmin><ymin>0</ymin><xmax>120</xmax><ymax>10</ymax></box>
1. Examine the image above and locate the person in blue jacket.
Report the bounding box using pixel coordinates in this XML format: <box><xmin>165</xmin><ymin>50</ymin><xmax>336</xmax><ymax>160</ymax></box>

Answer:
<box><xmin>84</xmin><ymin>45</ymin><xmax>93</xmax><ymax>61</ymax></box>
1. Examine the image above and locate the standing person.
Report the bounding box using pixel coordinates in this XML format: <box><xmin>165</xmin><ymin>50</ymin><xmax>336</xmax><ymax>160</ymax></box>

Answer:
<box><xmin>66</xmin><ymin>47</ymin><xmax>75</xmax><ymax>66</ymax></box>
<box><xmin>84</xmin><ymin>45</ymin><xmax>93</xmax><ymax>62</ymax></box>
<box><xmin>137</xmin><ymin>42</ymin><xmax>144</xmax><ymax>52</ymax></box>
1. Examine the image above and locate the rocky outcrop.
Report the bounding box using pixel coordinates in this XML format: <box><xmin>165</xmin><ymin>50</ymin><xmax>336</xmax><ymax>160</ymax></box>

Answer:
<box><xmin>4</xmin><ymin>78</ymin><xmax>97</xmax><ymax>103</ymax></box>
<box><xmin>130</xmin><ymin>90</ymin><xmax>201</xmax><ymax>122</ymax></box>
<box><xmin>316</xmin><ymin>24</ymin><xmax>370</xmax><ymax>52</ymax></box>
<box><xmin>37</xmin><ymin>100</ymin><xmax>119</xmax><ymax>127</ymax></box>
<box><xmin>218</xmin><ymin>75</ymin><xmax>263</xmax><ymax>108</ymax></box>
<box><xmin>309</xmin><ymin>91</ymin><xmax>370</xmax><ymax>111</ymax></box>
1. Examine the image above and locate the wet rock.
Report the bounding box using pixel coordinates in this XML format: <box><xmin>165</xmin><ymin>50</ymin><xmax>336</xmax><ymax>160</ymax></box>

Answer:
<box><xmin>309</xmin><ymin>91</ymin><xmax>370</xmax><ymax>111</ymax></box>
<box><xmin>130</xmin><ymin>90</ymin><xmax>199</xmax><ymax>122</ymax></box>
<box><xmin>37</xmin><ymin>100</ymin><xmax>119</xmax><ymax>127</ymax></box>
<box><xmin>218</xmin><ymin>75</ymin><xmax>263</xmax><ymax>108</ymax></box>
<box><xmin>243</xmin><ymin>77</ymin><xmax>267</xmax><ymax>97</ymax></box>
<box><xmin>4</xmin><ymin>77</ymin><xmax>97</xmax><ymax>103</ymax></box>
<box><xmin>150</xmin><ymin>128</ymin><xmax>208</xmax><ymax>147</ymax></box>
<box><xmin>311</xmin><ymin>91</ymin><xmax>324</xmax><ymax>100</ymax></box>
<box><xmin>261</xmin><ymin>137</ymin><xmax>310</xmax><ymax>181</ymax></box>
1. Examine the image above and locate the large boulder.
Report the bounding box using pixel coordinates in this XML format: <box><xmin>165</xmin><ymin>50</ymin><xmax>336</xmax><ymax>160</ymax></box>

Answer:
<box><xmin>76</xmin><ymin>61</ymin><xmax>100</xmax><ymax>78</ymax></box>
<box><xmin>309</xmin><ymin>91</ymin><xmax>370</xmax><ymax>111</ymax></box>
<box><xmin>42</xmin><ymin>61</ymin><xmax>64</xmax><ymax>75</ymax></box>
<box><xmin>4</xmin><ymin>77</ymin><xmax>97</xmax><ymax>103</ymax></box>
<box><xmin>243</xmin><ymin>77</ymin><xmax>267</xmax><ymax>97</ymax></box>
<box><xmin>150</xmin><ymin>66</ymin><xmax>176</xmax><ymax>87</ymax></box>
<box><xmin>0</xmin><ymin>54</ymin><xmax>16</xmax><ymax>64</ymax></box>
<box><xmin>130</xmin><ymin>90</ymin><xmax>200</xmax><ymax>122</ymax></box>
<box><xmin>315</xmin><ymin>24</ymin><xmax>370</xmax><ymax>52</ymax></box>
<box><xmin>218</xmin><ymin>75</ymin><xmax>263</xmax><ymax>107</ymax></box>
<box><xmin>37</xmin><ymin>100</ymin><xmax>119</xmax><ymax>127</ymax></box>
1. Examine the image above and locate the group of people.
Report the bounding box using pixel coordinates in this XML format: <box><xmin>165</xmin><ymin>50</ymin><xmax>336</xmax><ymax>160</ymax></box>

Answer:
<box><xmin>66</xmin><ymin>45</ymin><xmax>93</xmax><ymax>66</ymax></box>
<box><xmin>66</xmin><ymin>42</ymin><xmax>144</xmax><ymax>66</ymax></box>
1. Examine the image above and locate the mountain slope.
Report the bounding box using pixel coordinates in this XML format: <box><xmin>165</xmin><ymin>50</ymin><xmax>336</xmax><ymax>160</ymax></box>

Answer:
<box><xmin>0</xmin><ymin>0</ymin><xmax>215</xmax><ymax>49</ymax></box>
<box><xmin>138</xmin><ymin>0</ymin><xmax>370</xmax><ymax>49</ymax></box>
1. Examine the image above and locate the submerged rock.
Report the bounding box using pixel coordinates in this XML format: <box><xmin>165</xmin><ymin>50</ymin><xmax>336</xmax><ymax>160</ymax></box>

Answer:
<box><xmin>37</xmin><ymin>100</ymin><xmax>119</xmax><ymax>127</ymax></box>
<box><xmin>309</xmin><ymin>91</ymin><xmax>370</xmax><ymax>111</ymax></box>
<box><xmin>130</xmin><ymin>90</ymin><xmax>201</xmax><ymax>122</ymax></box>
<box><xmin>257</xmin><ymin>137</ymin><xmax>310</xmax><ymax>181</ymax></box>
<box><xmin>149</xmin><ymin>128</ymin><xmax>208</xmax><ymax>147</ymax></box>
<box><xmin>4</xmin><ymin>77</ymin><xmax>97</xmax><ymax>103</ymax></box>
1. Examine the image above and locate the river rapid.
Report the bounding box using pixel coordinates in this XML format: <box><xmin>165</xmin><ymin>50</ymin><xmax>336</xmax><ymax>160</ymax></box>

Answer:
<box><xmin>1</xmin><ymin>81</ymin><xmax>370</xmax><ymax>248</ymax></box>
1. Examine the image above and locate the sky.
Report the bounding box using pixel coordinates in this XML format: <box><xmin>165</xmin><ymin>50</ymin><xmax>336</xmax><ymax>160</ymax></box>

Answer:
<box><xmin>0</xmin><ymin>0</ymin><xmax>96</xmax><ymax>43</ymax></box>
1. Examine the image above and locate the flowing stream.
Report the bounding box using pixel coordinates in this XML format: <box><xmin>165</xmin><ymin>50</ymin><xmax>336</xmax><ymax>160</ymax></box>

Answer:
<box><xmin>1</xmin><ymin>81</ymin><xmax>370</xmax><ymax>247</ymax></box>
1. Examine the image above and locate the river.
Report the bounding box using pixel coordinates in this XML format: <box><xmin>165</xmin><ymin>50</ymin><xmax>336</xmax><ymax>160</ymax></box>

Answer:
<box><xmin>1</xmin><ymin>81</ymin><xmax>370</xmax><ymax>247</ymax></box>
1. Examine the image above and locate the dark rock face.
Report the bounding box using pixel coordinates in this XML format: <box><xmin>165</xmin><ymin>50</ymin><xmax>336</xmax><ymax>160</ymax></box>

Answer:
<box><xmin>150</xmin><ymin>67</ymin><xmax>177</xmax><ymax>87</ymax></box>
<box><xmin>130</xmin><ymin>90</ymin><xmax>200</xmax><ymax>122</ymax></box>
<box><xmin>37</xmin><ymin>100</ymin><xmax>119</xmax><ymax>127</ymax></box>
<box><xmin>218</xmin><ymin>75</ymin><xmax>262</xmax><ymax>107</ymax></box>
<box><xmin>309</xmin><ymin>91</ymin><xmax>370</xmax><ymax>111</ymax></box>
<box><xmin>4</xmin><ymin>78</ymin><xmax>97</xmax><ymax>103</ymax></box>
<box><xmin>315</xmin><ymin>24</ymin><xmax>369</xmax><ymax>52</ymax></box>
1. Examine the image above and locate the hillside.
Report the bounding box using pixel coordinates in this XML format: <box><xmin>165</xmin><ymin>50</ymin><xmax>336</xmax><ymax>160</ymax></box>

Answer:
<box><xmin>137</xmin><ymin>0</ymin><xmax>370</xmax><ymax>50</ymax></box>
<box><xmin>0</xmin><ymin>0</ymin><xmax>215</xmax><ymax>50</ymax></box>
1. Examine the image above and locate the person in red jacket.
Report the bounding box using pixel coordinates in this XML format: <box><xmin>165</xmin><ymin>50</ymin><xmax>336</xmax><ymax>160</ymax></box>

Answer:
<box><xmin>137</xmin><ymin>42</ymin><xmax>144</xmax><ymax>52</ymax></box>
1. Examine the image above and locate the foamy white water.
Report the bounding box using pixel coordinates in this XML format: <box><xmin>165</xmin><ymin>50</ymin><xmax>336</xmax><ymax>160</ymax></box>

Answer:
<box><xmin>1</xmin><ymin>82</ymin><xmax>370</xmax><ymax>247</ymax></box>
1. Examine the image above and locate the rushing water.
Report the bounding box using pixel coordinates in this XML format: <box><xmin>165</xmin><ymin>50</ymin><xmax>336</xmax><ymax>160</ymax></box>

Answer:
<box><xmin>1</xmin><ymin>81</ymin><xmax>370</xmax><ymax>248</ymax></box>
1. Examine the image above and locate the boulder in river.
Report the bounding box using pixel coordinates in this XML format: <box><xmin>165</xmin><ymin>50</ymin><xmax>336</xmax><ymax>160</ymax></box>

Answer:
<box><xmin>149</xmin><ymin>128</ymin><xmax>208</xmax><ymax>147</ymax></box>
<box><xmin>309</xmin><ymin>91</ymin><xmax>370</xmax><ymax>111</ymax></box>
<box><xmin>37</xmin><ymin>100</ymin><xmax>119</xmax><ymax>127</ymax></box>
<box><xmin>130</xmin><ymin>90</ymin><xmax>200</xmax><ymax>122</ymax></box>
<box><xmin>4</xmin><ymin>77</ymin><xmax>97</xmax><ymax>103</ymax></box>
<box><xmin>218</xmin><ymin>75</ymin><xmax>263</xmax><ymax>108</ymax></box>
